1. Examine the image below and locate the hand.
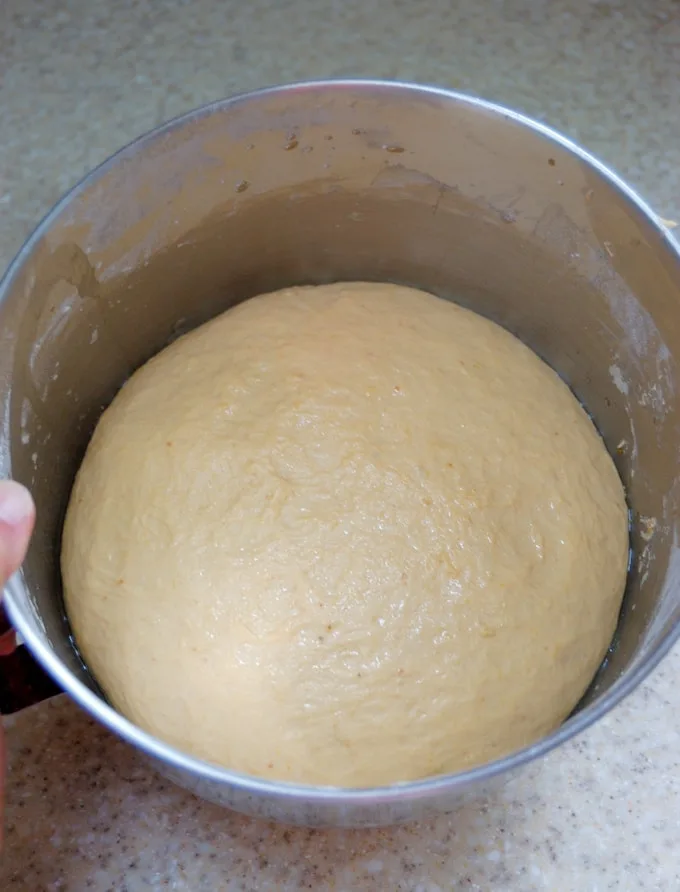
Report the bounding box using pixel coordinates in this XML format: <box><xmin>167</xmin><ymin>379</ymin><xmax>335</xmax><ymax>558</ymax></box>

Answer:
<box><xmin>0</xmin><ymin>480</ymin><xmax>36</xmax><ymax>847</ymax></box>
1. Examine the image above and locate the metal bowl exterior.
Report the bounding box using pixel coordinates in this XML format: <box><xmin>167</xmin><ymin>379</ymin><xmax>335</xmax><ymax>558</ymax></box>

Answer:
<box><xmin>1</xmin><ymin>81</ymin><xmax>679</xmax><ymax>827</ymax></box>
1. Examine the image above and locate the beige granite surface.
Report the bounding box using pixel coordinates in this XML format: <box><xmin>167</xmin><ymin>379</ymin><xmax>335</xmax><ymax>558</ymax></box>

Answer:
<box><xmin>1</xmin><ymin>0</ymin><xmax>679</xmax><ymax>889</ymax></box>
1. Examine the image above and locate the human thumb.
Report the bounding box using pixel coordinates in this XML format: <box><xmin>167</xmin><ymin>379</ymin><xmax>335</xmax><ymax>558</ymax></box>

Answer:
<box><xmin>0</xmin><ymin>481</ymin><xmax>35</xmax><ymax>585</ymax></box>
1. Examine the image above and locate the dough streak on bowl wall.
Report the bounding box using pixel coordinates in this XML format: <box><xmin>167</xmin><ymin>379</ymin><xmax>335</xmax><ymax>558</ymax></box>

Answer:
<box><xmin>61</xmin><ymin>282</ymin><xmax>629</xmax><ymax>788</ymax></box>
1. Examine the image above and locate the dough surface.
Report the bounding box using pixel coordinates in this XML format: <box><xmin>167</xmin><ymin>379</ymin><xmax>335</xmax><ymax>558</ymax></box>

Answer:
<box><xmin>62</xmin><ymin>282</ymin><xmax>629</xmax><ymax>786</ymax></box>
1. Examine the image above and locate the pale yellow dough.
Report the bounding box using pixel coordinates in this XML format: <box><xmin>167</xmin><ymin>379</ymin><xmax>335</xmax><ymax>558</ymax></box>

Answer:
<box><xmin>62</xmin><ymin>283</ymin><xmax>629</xmax><ymax>786</ymax></box>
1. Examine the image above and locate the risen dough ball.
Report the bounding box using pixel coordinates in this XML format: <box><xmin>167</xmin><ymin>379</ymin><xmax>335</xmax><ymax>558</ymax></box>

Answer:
<box><xmin>62</xmin><ymin>283</ymin><xmax>628</xmax><ymax>786</ymax></box>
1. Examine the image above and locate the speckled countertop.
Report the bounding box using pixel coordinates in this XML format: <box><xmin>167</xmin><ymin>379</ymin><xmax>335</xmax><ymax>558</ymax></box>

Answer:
<box><xmin>1</xmin><ymin>1</ymin><xmax>679</xmax><ymax>889</ymax></box>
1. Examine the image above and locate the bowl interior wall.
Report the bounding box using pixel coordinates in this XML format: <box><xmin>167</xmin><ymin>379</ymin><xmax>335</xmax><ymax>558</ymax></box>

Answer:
<box><xmin>1</xmin><ymin>85</ymin><xmax>679</xmax><ymax>715</ymax></box>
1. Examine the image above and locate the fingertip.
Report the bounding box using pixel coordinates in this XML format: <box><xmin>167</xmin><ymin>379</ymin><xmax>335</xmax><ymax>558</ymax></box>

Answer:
<box><xmin>0</xmin><ymin>481</ymin><xmax>35</xmax><ymax>580</ymax></box>
<box><xmin>0</xmin><ymin>481</ymin><xmax>35</xmax><ymax>529</ymax></box>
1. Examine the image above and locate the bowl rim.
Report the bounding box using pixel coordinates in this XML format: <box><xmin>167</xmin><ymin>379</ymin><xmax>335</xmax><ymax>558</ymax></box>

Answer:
<box><xmin>3</xmin><ymin>78</ymin><xmax>680</xmax><ymax>806</ymax></box>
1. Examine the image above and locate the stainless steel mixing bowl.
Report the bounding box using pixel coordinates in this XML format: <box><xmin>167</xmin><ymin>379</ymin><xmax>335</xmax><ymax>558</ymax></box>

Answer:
<box><xmin>1</xmin><ymin>81</ymin><xmax>679</xmax><ymax>828</ymax></box>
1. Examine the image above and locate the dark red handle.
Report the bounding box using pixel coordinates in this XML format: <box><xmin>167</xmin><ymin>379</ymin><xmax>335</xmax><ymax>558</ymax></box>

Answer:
<box><xmin>0</xmin><ymin>603</ymin><xmax>61</xmax><ymax>714</ymax></box>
